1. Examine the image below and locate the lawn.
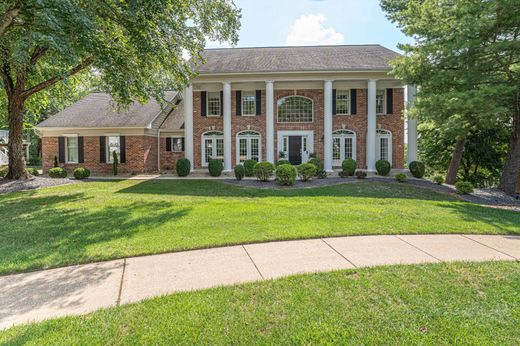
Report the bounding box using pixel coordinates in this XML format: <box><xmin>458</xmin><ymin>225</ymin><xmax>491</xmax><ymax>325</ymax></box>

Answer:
<box><xmin>1</xmin><ymin>261</ymin><xmax>519</xmax><ymax>344</ymax></box>
<box><xmin>0</xmin><ymin>179</ymin><xmax>518</xmax><ymax>275</ymax></box>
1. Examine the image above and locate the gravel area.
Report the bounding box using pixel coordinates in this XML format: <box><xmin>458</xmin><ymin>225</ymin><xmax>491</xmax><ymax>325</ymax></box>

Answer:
<box><xmin>0</xmin><ymin>176</ymin><xmax>78</xmax><ymax>194</ymax></box>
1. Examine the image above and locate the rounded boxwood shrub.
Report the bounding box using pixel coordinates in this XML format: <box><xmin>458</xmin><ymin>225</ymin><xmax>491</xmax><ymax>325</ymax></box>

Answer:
<box><xmin>234</xmin><ymin>164</ymin><xmax>245</xmax><ymax>181</ymax></box>
<box><xmin>0</xmin><ymin>166</ymin><xmax>7</xmax><ymax>178</ymax></box>
<box><xmin>308</xmin><ymin>158</ymin><xmax>327</xmax><ymax>179</ymax></box>
<box><xmin>433</xmin><ymin>175</ymin><xmax>444</xmax><ymax>185</ymax></box>
<box><xmin>48</xmin><ymin>167</ymin><xmax>67</xmax><ymax>178</ymax></box>
<box><xmin>341</xmin><ymin>159</ymin><xmax>357</xmax><ymax>176</ymax></box>
<box><xmin>244</xmin><ymin>159</ymin><xmax>257</xmax><ymax>177</ymax></box>
<box><xmin>26</xmin><ymin>167</ymin><xmax>39</xmax><ymax>176</ymax></box>
<box><xmin>208</xmin><ymin>159</ymin><xmax>224</xmax><ymax>177</ymax></box>
<box><xmin>276</xmin><ymin>159</ymin><xmax>290</xmax><ymax>167</ymax></box>
<box><xmin>455</xmin><ymin>181</ymin><xmax>474</xmax><ymax>194</ymax></box>
<box><xmin>375</xmin><ymin>160</ymin><xmax>391</xmax><ymax>176</ymax></box>
<box><xmin>395</xmin><ymin>172</ymin><xmax>407</xmax><ymax>183</ymax></box>
<box><xmin>276</xmin><ymin>164</ymin><xmax>297</xmax><ymax>186</ymax></box>
<box><xmin>297</xmin><ymin>163</ymin><xmax>317</xmax><ymax>182</ymax></box>
<box><xmin>355</xmin><ymin>170</ymin><xmax>367</xmax><ymax>179</ymax></box>
<box><xmin>409</xmin><ymin>161</ymin><xmax>425</xmax><ymax>178</ymax></box>
<box><xmin>253</xmin><ymin>161</ymin><xmax>275</xmax><ymax>182</ymax></box>
<box><xmin>73</xmin><ymin>167</ymin><xmax>90</xmax><ymax>180</ymax></box>
<box><xmin>176</xmin><ymin>158</ymin><xmax>191</xmax><ymax>177</ymax></box>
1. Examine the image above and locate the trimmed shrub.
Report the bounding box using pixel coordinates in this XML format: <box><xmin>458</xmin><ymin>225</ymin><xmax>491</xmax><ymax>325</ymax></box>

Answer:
<box><xmin>53</xmin><ymin>156</ymin><xmax>59</xmax><ymax>168</ymax></box>
<box><xmin>341</xmin><ymin>158</ymin><xmax>357</xmax><ymax>176</ymax></box>
<box><xmin>73</xmin><ymin>167</ymin><xmax>90</xmax><ymax>180</ymax></box>
<box><xmin>308</xmin><ymin>158</ymin><xmax>327</xmax><ymax>179</ymax></box>
<box><xmin>276</xmin><ymin>164</ymin><xmax>297</xmax><ymax>186</ymax></box>
<box><xmin>208</xmin><ymin>159</ymin><xmax>224</xmax><ymax>177</ymax></box>
<box><xmin>409</xmin><ymin>161</ymin><xmax>425</xmax><ymax>178</ymax></box>
<box><xmin>355</xmin><ymin>170</ymin><xmax>367</xmax><ymax>179</ymax></box>
<box><xmin>395</xmin><ymin>172</ymin><xmax>407</xmax><ymax>183</ymax></box>
<box><xmin>176</xmin><ymin>158</ymin><xmax>191</xmax><ymax>177</ymax></box>
<box><xmin>234</xmin><ymin>164</ymin><xmax>245</xmax><ymax>180</ymax></box>
<box><xmin>48</xmin><ymin>167</ymin><xmax>67</xmax><ymax>178</ymax></box>
<box><xmin>244</xmin><ymin>159</ymin><xmax>256</xmax><ymax>177</ymax></box>
<box><xmin>375</xmin><ymin>160</ymin><xmax>391</xmax><ymax>176</ymax></box>
<box><xmin>297</xmin><ymin>163</ymin><xmax>317</xmax><ymax>182</ymax></box>
<box><xmin>433</xmin><ymin>175</ymin><xmax>444</xmax><ymax>185</ymax></box>
<box><xmin>26</xmin><ymin>167</ymin><xmax>39</xmax><ymax>176</ymax></box>
<box><xmin>455</xmin><ymin>181</ymin><xmax>474</xmax><ymax>194</ymax></box>
<box><xmin>276</xmin><ymin>159</ymin><xmax>290</xmax><ymax>167</ymax></box>
<box><xmin>0</xmin><ymin>166</ymin><xmax>7</xmax><ymax>178</ymax></box>
<box><xmin>253</xmin><ymin>161</ymin><xmax>275</xmax><ymax>182</ymax></box>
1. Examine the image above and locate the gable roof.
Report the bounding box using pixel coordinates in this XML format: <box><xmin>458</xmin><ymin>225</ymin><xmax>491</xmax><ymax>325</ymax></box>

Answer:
<box><xmin>194</xmin><ymin>45</ymin><xmax>399</xmax><ymax>74</ymax></box>
<box><xmin>37</xmin><ymin>91</ymin><xmax>179</xmax><ymax>128</ymax></box>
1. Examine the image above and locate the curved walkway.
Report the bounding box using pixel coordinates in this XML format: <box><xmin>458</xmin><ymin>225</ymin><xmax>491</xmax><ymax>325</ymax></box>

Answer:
<box><xmin>1</xmin><ymin>234</ymin><xmax>519</xmax><ymax>330</ymax></box>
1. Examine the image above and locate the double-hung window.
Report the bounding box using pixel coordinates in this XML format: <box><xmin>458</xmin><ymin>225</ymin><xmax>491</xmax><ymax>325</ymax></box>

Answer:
<box><xmin>106</xmin><ymin>136</ymin><xmax>120</xmax><ymax>163</ymax></box>
<box><xmin>376</xmin><ymin>90</ymin><xmax>385</xmax><ymax>114</ymax></box>
<box><xmin>65</xmin><ymin>136</ymin><xmax>78</xmax><ymax>163</ymax></box>
<box><xmin>242</xmin><ymin>91</ymin><xmax>256</xmax><ymax>116</ymax></box>
<box><xmin>335</xmin><ymin>90</ymin><xmax>350</xmax><ymax>115</ymax></box>
<box><xmin>171</xmin><ymin>137</ymin><xmax>184</xmax><ymax>152</ymax></box>
<box><xmin>207</xmin><ymin>92</ymin><xmax>221</xmax><ymax>116</ymax></box>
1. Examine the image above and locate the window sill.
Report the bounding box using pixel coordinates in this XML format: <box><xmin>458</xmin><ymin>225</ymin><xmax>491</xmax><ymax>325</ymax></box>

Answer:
<box><xmin>207</xmin><ymin>114</ymin><xmax>222</xmax><ymax>118</ymax></box>
<box><xmin>335</xmin><ymin>113</ymin><xmax>352</xmax><ymax>116</ymax></box>
<box><xmin>241</xmin><ymin>114</ymin><xmax>256</xmax><ymax>117</ymax></box>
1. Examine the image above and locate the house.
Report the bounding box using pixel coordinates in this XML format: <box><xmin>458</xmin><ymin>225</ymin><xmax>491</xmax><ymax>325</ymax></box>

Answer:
<box><xmin>37</xmin><ymin>45</ymin><xmax>418</xmax><ymax>174</ymax></box>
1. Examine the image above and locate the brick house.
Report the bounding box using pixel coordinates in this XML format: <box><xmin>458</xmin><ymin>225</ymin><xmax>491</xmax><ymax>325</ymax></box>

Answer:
<box><xmin>37</xmin><ymin>45</ymin><xmax>418</xmax><ymax>174</ymax></box>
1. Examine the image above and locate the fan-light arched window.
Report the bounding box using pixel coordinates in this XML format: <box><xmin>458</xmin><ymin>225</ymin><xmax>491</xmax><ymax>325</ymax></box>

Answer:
<box><xmin>277</xmin><ymin>96</ymin><xmax>313</xmax><ymax>123</ymax></box>
<box><xmin>236</xmin><ymin>131</ymin><xmax>261</xmax><ymax>164</ymax></box>
<box><xmin>376</xmin><ymin>129</ymin><xmax>392</xmax><ymax>163</ymax></box>
<box><xmin>201</xmin><ymin>131</ymin><xmax>224</xmax><ymax>166</ymax></box>
<box><xmin>332</xmin><ymin>130</ymin><xmax>356</xmax><ymax>166</ymax></box>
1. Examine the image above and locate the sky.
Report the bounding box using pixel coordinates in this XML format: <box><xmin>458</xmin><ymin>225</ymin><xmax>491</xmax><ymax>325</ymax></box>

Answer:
<box><xmin>206</xmin><ymin>0</ymin><xmax>414</xmax><ymax>52</ymax></box>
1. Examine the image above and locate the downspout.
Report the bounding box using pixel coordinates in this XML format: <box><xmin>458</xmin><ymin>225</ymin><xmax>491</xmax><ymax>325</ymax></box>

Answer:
<box><xmin>157</xmin><ymin>129</ymin><xmax>161</xmax><ymax>172</ymax></box>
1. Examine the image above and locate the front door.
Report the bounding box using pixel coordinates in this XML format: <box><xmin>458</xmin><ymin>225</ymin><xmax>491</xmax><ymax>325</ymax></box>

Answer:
<box><xmin>288</xmin><ymin>136</ymin><xmax>302</xmax><ymax>165</ymax></box>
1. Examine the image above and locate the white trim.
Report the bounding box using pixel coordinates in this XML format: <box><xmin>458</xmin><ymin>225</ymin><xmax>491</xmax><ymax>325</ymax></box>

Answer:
<box><xmin>171</xmin><ymin>136</ymin><xmax>184</xmax><ymax>152</ymax></box>
<box><xmin>64</xmin><ymin>135</ymin><xmax>79</xmax><ymax>164</ymax></box>
<box><xmin>332</xmin><ymin>130</ymin><xmax>357</xmax><ymax>166</ymax></box>
<box><xmin>334</xmin><ymin>89</ymin><xmax>351</xmax><ymax>115</ymax></box>
<box><xmin>235</xmin><ymin>130</ymin><xmax>262</xmax><ymax>164</ymax></box>
<box><xmin>240</xmin><ymin>90</ymin><xmax>256</xmax><ymax>116</ymax></box>
<box><xmin>277</xmin><ymin>130</ymin><xmax>314</xmax><ymax>163</ymax></box>
<box><xmin>200</xmin><ymin>130</ymin><xmax>224</xmax><ymax>167</ymax></box>
<box><xmin>376</xmin><ymin>129</ymin><xmax>392</xmax><ymax>164</ymax></box>
<box><xmin>206</xmin><ymin>91</ymin><xmax>222</xmax><ymax>117</ymax></box>
<box><xmin>376</xmin><ymin>89</ymin><xmax>386</xmax><ymax>115</ymax></box>
<box><xmin>276</xmin><ymin>95</ymin><xmax>314</xmax><ymax>123</ymax></box>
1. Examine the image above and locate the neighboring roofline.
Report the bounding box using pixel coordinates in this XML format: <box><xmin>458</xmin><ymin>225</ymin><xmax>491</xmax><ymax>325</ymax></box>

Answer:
<box><xmin>146</xmin><ymin>92</ymin><xmax>182</xmax><ymax>129</ymax></box>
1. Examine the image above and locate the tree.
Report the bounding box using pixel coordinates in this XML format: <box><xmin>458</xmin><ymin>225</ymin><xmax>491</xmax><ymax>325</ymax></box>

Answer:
<box><xmin>381</xmin><ymin>0</ymin><xmax>520</xmax><ymax>193</ymax></box>
<box><xmin>0</xmin><ymin>0</ymin><xmax>241</xmax><ymax>179</ymax></box>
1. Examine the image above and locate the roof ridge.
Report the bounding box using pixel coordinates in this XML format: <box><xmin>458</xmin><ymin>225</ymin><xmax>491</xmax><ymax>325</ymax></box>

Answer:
<box><xmin>204</xmin><ymin>44</ymin><xmax>384</xmax><ymax>51</ymax></box>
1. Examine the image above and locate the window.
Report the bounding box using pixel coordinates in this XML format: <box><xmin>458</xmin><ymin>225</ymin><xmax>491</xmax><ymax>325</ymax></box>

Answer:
<box><xmin>335</xmin><ymin>90</ymin><xmax>350</xmax><ymax>114</ymax></box>
<box><xmin>376</xmin><ymin>90</ymin><xmax>385</xmax><ymax>114</ymax></box>
<box><xmin>277</xmin><ymin>96</ymin><xmax>313</xmax><ymax>123</ymax></box>
<box><xmin>201</xmin><ymin>131</ymin><xmax>224</xmax><ymax>166</ymax></box>
<box><xmin>66</xmin><ymin>136</ymin><xmax>78</xmax><ymax>163</ymax></box>
<box><xmin>242</xmin><ymin>91</ymin><xmax>256</xmax><ymax>116</ymax></box>
<box><xmin>207</xmin><ymin>92</ymin><xmax>221</xmax><ymax>116</ymax></box>
<box><xmin>171</xmin><ymin>137</ymin><xmax>184</xmax><ymax>152</ymax></box>
<box><xmin>106</xmin><ymin>136</ymin><xmax>120</xmax><ymax>163</ymax></box>
<box><xmin>376</xmin><ymin>129</ymin><xmax>392</xmax><ymax>163</ymax></box>
<box><xmin>332</xmin><ymin>130</ymin><xmax>356</xmax><ymax>166</ymax></box>
<box><xmin>236</xmin><ymin>131</ymin><xmax>261</xmax><ymax>163</ymax></box>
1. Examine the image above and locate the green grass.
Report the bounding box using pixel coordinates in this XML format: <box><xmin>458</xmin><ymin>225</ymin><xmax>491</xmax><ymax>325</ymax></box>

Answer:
<box><xmin>1</xmin><ymin>261</ymin><xmax>519</xmax><ymax>345</ymax></box>
<box><xmin>0</xmin><ymin>180</ymin><xmax>518</xmax><ymax>275</ymax></box>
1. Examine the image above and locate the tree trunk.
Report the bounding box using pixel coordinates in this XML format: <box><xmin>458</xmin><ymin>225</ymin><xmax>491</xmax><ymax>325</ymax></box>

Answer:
<box><xmin>499</xmin><ymin>87</ymin><xmax>520</xmax><ymax>194</ymax></box>
<box><xmin>445</xmin><ymin>138</ymin><xmax>466</xmax><ymax>185</ymax></box>
<box><xmin>5</xmin><ymin>95</ymin><xmax>29</xmax><ymax>180</ymax></box>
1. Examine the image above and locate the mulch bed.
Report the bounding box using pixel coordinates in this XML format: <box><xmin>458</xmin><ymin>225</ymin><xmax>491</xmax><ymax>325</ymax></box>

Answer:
<box><xmin>0</xmin><ymin>176</ymin><xmax>78</xmax><ymax>194</ymax></box>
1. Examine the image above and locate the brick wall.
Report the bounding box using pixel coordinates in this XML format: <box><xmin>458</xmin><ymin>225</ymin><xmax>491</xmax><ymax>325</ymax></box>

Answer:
<box><xmin>159</xmin><ymin>136</ymin><xmax>185</xmax><ymax>172</ymax></box>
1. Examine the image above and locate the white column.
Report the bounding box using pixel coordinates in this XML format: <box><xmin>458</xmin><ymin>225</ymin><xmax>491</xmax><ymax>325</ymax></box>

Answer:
<box><xmin>406</xmin><ymin>85</ymin><xmax>418</xmax><ymax>164</ymax></box>
<box><xmin>223</xmin><ymin>82</ymin><xmax>232</xmax><ymax>171</ymax></box>
<box><xmin>265</xmin><ymin>80</ymin><xmax>275</xmax><ymax>163</ymax></box>
<box><xmin>366</xmin><ymin>79</ymin><xmax>377</xmax><ymax>171</ymax></box>
<box><xmin>183</xmin><ymin>84</ymin><xmax>194</xmax><ymax>171</ymax></box>
<box><xmin>323</xmin><ymin>80</ymin><xmax>333</xmax><ymax>171</ymax></box>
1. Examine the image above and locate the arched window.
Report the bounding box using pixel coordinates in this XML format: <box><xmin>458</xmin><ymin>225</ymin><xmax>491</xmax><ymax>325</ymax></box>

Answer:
<box><xmin>236</xmin><ymin>131</ymin><xmax>261</xmax><ymax>164</ymax></box>
<box><xmin>201</xmin><ymin>131</ymin><xmax>224</xmax><ymax>166</ymax></box>
<box><xmin>376</xmin><ymin>129</ymin><xmax>392</xmax><ymax>163</ymax></box>
<box><xmin>277</xmin><ymin>96</ymin><xmax>313</xmax><ymax>123</ymax></box>
<box><xmin>332</xmin><ymin>130</ymin><xmax>356</xmax><ymax>166</ymax></box>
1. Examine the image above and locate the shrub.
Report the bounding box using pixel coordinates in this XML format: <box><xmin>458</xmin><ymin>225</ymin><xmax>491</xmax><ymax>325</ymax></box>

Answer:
<box><xmin>375</xmin><ymin>160</ymin><xmax>391</xmax><ymax>176</ymax></box>
<box><xmin>409</xmin><ymin>161</ymin><xmax>426</xmax><ymax>178</ymax></box>
<box><xmin>208</xmin><ymin>159</ymin><xmax>224</xmax><ymax>177</ymax></box>
<box><xmin>341</xmin><ymin>158</ymin><xmax>357</xmax><ymax>176</ymax></box>
<box><xmin>309</xmin><ymin>152</ymin><xmax>318</xmax><ymax>159</ymax></box>
<box><xmin>433</xmin><ymin>175</ymin><xmax>444</xmax><ymax>185</ymax></box>
<box><xmin>276</xmin><ymin>164</ymin><xmax>297</xmax><ymax>186</ymax></box>
<box><xmin>308</xmin><ymin>158</ymin><xmax>327</xmax><ymax>179</ymax></box>
<box><xmin>276</xmin><ymin>159</ymin><xmax>290</xmax><ymax>167</ymax></box>
<box><xmin>26</xmin><ymin>167</ymin><xmax>39</xmax><ymax>176</ymax></box>
<box><xmin>0</xmin><ymin>166</ymin><xmax>7</xmax><ymax>178</ymax></box>
<box><xmin>53</xmin><ymin>156</ymin><xmax>59</xmax><ymax>168</ymax></box>
<box><xmin>455</xmin><ymin>181</ymin><xmax>474</xmax><ymax>194</ymax></box>
<box><xmin>395</xmin><ymin>172</ymin><xmax>407</xmax><ymax>182</ymax></box>
<box><xmin>253</xmin><ymin>161</ymin><xmax>275</xmax><ymax>181</ymax></box>
<box><xmin>244</xmin><ymin>160</ymin><xmax>257</xmax><ymax>177</ymax></box>
<box><xmin>355</xmin><ymin>170</ymin><xmax>367</xmax><ymax>179</ymax></box>
<box><xmin>297</xmin><ymin>163</ymin><xmax>316</xmax><ymax>182</ymax></box>
<box><xmin>48</xmin><ymin>167</ymin><xmax>67</xmax><ymax>178</ymax></box>
<box><xmin>73</xmin><ymin>167</ymin><xmax>90</xmax><ymax>180</ymax></box>
<box><xmin>112</xmin><ymin>151</ymin><xmax>118</xmax><ymax>176</ymax></box>
<box><xmin>234</xmin><ymin>164</ymin><xmax>245</xmax><ymax>180</ymax></box>
<box><xmin>176</xmin><ymin>158</ymin><xmax>191</xmax><ymax>177</ymax></box>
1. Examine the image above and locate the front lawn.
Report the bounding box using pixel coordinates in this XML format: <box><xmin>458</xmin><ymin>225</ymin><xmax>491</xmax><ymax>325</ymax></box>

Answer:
<box><xmin>1</xmin><ymin>261</ymin><xmax>519</xmax><ymax>344</ymax></box>
<box><xmin>0</xmin><ymin>180</ymin><xmax>518</xmax><ymax>275</ymax></box>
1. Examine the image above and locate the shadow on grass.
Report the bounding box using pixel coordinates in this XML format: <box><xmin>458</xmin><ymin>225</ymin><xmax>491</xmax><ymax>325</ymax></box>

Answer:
<box><xmin>437</xmin><ymin>203</ymin><xmax>520</xmax><ymax>233</ymax></box>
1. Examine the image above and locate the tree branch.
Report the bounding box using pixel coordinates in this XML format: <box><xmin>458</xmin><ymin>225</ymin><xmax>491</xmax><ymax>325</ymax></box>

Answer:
<box><xmin>0</xmin><ymin>8</ymin><xmax>20</xmax><ymax>38</ymax></box>
<box><xmin>30</xmin><ymin>46</ymin><xmax>48</xmax><ymax>64</ymax></box>
<box><xmin>0</xmin><ymin>62</ymin><xmax>14</xmax><ymax>98</ymax></box>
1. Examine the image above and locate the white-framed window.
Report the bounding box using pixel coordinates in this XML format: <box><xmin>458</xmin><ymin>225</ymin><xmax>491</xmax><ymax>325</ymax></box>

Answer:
<box><xmin>376</xmin><ymin>129</ymin><xmax>392</xmax><ymax>163</ymax></box>
<box><xmin>65</xmin><ymin>135</ymin><xmax>78</xmax><ymax>163</ymax></box>
<box><xmin>207</xmin><ymin>91</ymin><xmax>221</xmax><ymax>116</ymax></box>
<box><xmin>201</xmin><ymin>131</ymin><xmax>224</xmax><ymax>166</ymax></box>
<box><xmin>376</xmin><ymin>90</ymin><xmax>386</xmax><ymax>114</ymax></box>
<box><xmin>242</xmin><ymin>91</ymin><xmax>256</xmax><ymax>116</ymax></box>
<box><xmin>335</xmin><ymin>90</ymin><xmax>350</xmax><ymax>115</ymax></box>
<box><xmin>277</xmin><ymin>96</ymin><xmax>313</xmax><ymax>123</ymax></box>
<box><xmin>332</xmin><ymin>130</ymin><xmax>356</xmax><ymax>166</ymax></box>
<box><xmin>171</xmin><ymin>137</ymin><xmax>184</xmax><ymax>152</ymax></box>
<box><xmin>236</xmin><ymin>130</ymin><xmax>261</xmax><ymax>163</ymax></box>
<box><xmin>106</xmin><ymin>135</ymin><xmax>120</xmax><ymax>163</ymax></box>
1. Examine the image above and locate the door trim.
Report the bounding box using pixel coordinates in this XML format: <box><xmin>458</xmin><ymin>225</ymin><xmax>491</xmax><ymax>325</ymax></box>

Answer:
<box><xmin>277</xmin><ymin>130</ymin><xmax>314</xmax><ymax>162</ymax></box>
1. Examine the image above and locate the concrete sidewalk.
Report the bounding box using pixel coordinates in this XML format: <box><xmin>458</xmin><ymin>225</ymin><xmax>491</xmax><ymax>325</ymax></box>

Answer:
<box><xmin>1</xmin><ymin>234</ymin><xmax>518</xmax><ymax>330</ymax></box>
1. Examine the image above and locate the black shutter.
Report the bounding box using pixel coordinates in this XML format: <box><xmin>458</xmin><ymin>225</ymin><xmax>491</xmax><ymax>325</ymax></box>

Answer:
<box><xmin>99</xmin><ymin>136</ymin><xmax>106</xmax><ymax>163</ymax></box>
<box><xmin>181</xmin><ymin>137</ymin><xmax>185</xmax><ymax>151</ymax></box>
<box><xmin>350</xmin><ymin>89</ymin><xmax>357</xmax><ymax>115</ymax></box>
<box><xmin>236</xmin><ymin>90</ymin><xmax>242</xmax><ymax>116</ymax></box>
<box><xmin>332</xmin><ymin>89</ymin><xmax>337</xmax><ymax>115</ymax></box>
<box><xmin>78</xmin><ymin>136</ymin><xmax>84</xmax><ymax>163</ymax></box>
<box><xmin>166</xmin><ymin>137</ymin><xmax>172</xmax><ymax>152</ymax></box>
<box><xmin>119</xmin><ymin>136</ymin><xmax>126</xmax><ymax>163</ymax></box>
<box><xmin>386</xmin><ymin>88</ymin><xmax>393</xmax><ymax>114</ymax></box>
<box><xmin>220</xmin><ymin>90</ymin><xmax>223</xmax><ymax>115</ymax></box>
<box><xmin>58</xmin><ymin>137</ymin><xmax>65</xmax><ymax>163</ymax></box>
<box><xmin>200</xmin><ymin>91</ymin><xmax>207</xmax><ymax>116</ymax></box>
<box><xmin>255</xmin><ymin>90</ymin><xmax>262</xmax><ymax>115</ymax></box>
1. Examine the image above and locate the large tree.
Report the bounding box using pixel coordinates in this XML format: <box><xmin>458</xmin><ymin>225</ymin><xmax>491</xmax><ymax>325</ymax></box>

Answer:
<box><xmin>381</xmin><ymin>0</ymin><xmax>520</xmax><ymax>193</ymax></box>
<box><xmin>0</xmin><ymin>0</ymin><xmax>240</xmax><ymax>179</ymax></box>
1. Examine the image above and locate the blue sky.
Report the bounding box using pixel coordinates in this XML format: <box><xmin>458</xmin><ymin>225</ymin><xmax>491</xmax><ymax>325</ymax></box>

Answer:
<box><xmin>206</xmin><ymin>0</ymin><xmax>413</xmax><ymax>52</ymax></box>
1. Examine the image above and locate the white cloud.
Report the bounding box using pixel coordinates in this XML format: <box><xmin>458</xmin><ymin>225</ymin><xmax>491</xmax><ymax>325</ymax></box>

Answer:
<box><xmin>286</xmin><ymin>14</ymin><xmax>344</xmax><ymax>46</ymax></box>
